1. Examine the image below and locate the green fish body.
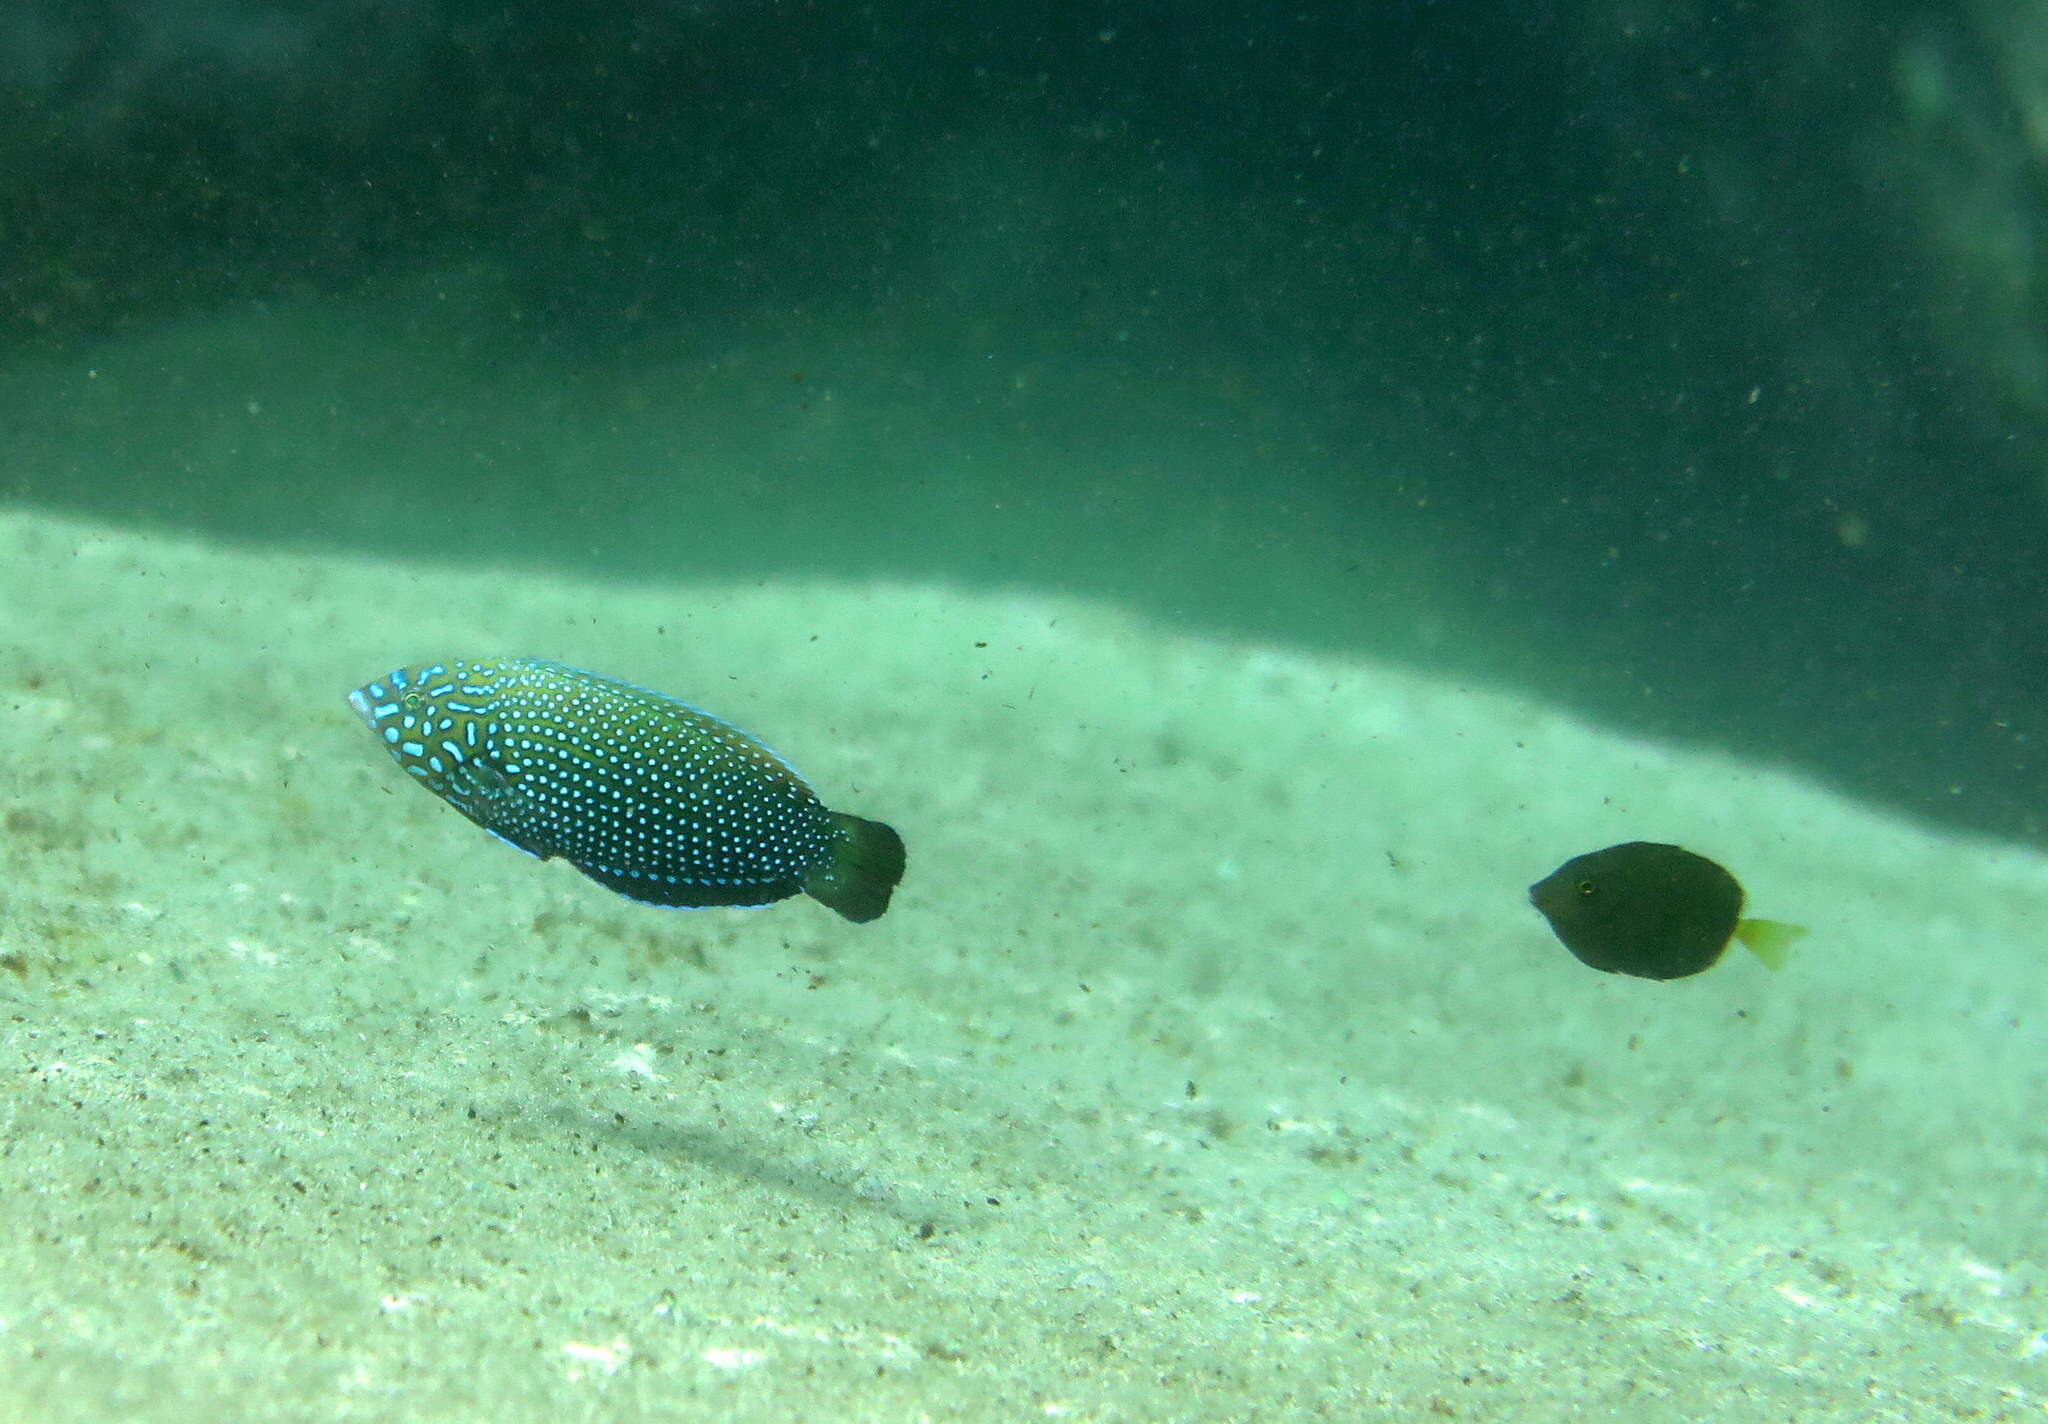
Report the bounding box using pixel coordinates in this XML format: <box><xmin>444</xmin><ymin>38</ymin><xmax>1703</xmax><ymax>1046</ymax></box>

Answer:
<box><xmin>348</xmin><ymin>658</ymin><xmax>904</xmax><ymax>922</ymax></box>
<box><xmin>1528</xmin><ymin>841</ymin><xmax>1802</xmax><ymax>980</ymax></box>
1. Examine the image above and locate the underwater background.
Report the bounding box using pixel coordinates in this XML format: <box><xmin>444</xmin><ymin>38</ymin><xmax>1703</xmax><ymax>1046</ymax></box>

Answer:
<box><xmin>1</xmin><ymin>3</ymin><xmax>2044</xmax><ymax>1419</ymax></box>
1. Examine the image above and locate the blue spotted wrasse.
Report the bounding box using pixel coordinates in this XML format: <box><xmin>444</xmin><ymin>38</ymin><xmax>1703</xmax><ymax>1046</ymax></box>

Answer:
<box><xmin>348</xmin><ymin>658</ymin><xmax>905</xmax><ymax>922</ymax></box>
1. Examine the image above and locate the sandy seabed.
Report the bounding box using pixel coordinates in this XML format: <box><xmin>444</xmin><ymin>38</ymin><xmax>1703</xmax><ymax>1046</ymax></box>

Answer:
<box><xmin>0</xmin><ymin>507</ymin><xmax>2041</xmax><ymax>1422</ymax></box>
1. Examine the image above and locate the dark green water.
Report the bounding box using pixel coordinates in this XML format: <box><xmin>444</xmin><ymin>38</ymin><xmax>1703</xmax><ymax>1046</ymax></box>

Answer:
<box><xmin>4</xmin><ymin>0</ymin><xmax>2041</xmax><ymax>836</ymax></box>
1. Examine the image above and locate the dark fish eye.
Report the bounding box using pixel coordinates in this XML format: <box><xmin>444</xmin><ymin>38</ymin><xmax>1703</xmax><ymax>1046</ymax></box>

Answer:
<box><xmin>1576</xmin><ymin>879</ymin><xmax>1597</xmax><ymax>896</ymax></box>
<box><xmin>402</xmin><ymin>692</ymin><xmax>423</xmax><ymax>711</ymax></box>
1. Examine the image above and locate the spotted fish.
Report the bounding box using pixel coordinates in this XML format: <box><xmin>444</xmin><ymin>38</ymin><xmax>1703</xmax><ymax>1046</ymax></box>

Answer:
<box><xmin>347</xmin><ymin>658</ymin><xmax>905</xmax><ymax>922</ymax></box>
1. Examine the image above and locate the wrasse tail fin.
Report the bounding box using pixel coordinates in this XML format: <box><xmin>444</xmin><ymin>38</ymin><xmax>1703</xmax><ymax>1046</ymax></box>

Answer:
<box><xmin>803</xmin><ymin>813</ymin><xmax>906</xmax><ymax>923</ymax></box>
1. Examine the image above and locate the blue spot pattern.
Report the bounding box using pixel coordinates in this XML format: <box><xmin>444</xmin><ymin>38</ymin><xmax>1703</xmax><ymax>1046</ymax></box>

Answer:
<box><xmin>348</xmin><ymin>657</ymin><xmax>843</xmax><ymax>911</ymax></box>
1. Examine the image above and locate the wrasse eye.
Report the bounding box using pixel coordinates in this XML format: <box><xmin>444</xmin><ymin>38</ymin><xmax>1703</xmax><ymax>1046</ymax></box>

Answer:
<box><xmin>1576</xmin><ymin>879</ymin><xmax>1597</xmax><ymax>897</ymax></box>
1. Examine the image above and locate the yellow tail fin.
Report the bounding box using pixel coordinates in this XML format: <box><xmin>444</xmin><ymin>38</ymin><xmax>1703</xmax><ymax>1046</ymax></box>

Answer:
<box><xmin>1734</xmin><ymin>918</ymin><xmax>1806</xmax><ymax>971</ymax></box>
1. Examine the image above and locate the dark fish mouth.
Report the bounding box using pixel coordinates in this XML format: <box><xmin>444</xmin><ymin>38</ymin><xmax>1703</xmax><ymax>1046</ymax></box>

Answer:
<box><xmin>346</xmin><ymin>687</ymin><xmax>375</xmax><ymax>727</ymax></box>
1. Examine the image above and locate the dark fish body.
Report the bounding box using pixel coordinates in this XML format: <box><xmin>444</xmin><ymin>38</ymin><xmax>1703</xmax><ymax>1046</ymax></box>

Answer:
<box><xmin>348</xmin><ymin>658</ymin><xmax>904</xmax><ymax>922</ymax></box>
<box><xmin>1528</xmin><ymin>841</ymin><xmax>1801</xmax><ymax>980</ymax></box>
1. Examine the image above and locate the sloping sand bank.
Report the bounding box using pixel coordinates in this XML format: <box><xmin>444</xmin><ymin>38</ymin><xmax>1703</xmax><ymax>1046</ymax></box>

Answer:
<box><xmin>0</xmin><ymin>511</ymin><xmax>2040</xmax><ymax>1421</ymax></box>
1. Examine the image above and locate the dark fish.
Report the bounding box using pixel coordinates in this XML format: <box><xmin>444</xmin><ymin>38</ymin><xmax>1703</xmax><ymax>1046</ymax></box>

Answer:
<box><xmin>348</xmin><ymin>658</ymin><xmax>905</xmax><ymax>922</ymax></box>
<box><xmin>1528</xmin><ymin>841</ymin><xmax>1803</xmax><ymax>980</ymax></box>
